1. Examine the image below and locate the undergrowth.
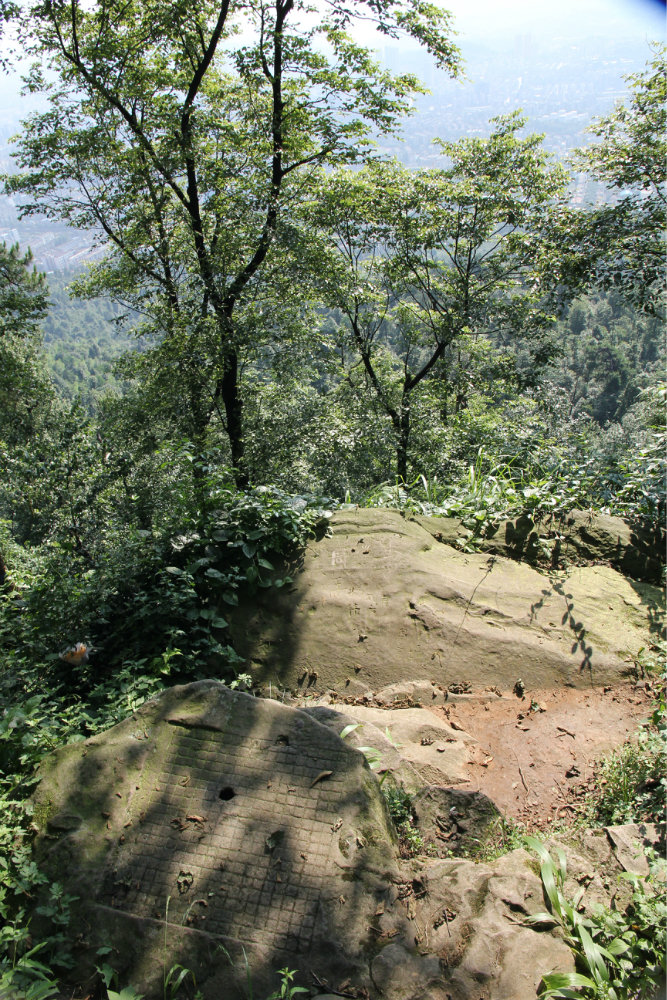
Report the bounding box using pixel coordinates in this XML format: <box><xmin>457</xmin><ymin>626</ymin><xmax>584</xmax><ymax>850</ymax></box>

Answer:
<box><xmin>585</xmin><ymin>655</ymin><xmax>666</xmax><ymax>830</ymax></box>
<box><xmin>460</xmin><ymin>812</ymin><xmax>529</xmax><ymax>863</ymax></box>
<box><xmin>525</xmin><ymin>838</ymin><xmax>666</xmax><ymax>1000</ymax></box>
<box><xmin>344</xmin><ymin>423</ymin><xmax>665</xmax><ymax>545</ymax></box>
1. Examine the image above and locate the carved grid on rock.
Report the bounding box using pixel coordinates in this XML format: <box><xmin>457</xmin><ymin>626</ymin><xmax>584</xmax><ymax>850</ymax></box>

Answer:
<box><xmin>107</xmin><ymin>720</ymin><xmax>352</xmax><ymax>955</ymax></box>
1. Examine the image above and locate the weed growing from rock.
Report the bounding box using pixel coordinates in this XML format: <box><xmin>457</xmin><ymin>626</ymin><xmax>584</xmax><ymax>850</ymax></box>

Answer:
<box><xmin>525</xmin><ymin>837</ymin><xmax>666</xmax><ymax>1000</ymax></box>
<box><xmin>381</xmin><ymin>786</ymin><xmax>426</xmax><ymax>858</ymax></box>
<box><xmin>457</xmin><ymin>812</ymin><xmax>529</xmax><ymax>864</ymax></box>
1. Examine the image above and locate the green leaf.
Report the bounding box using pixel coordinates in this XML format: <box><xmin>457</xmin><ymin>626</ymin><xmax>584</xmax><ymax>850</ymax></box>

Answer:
<box><xmin>257</xmin><ymin>557</ymin><xmax>274</xmax><ymax>570</ymax></box>
<box><xmin>107</xmin><ymin>988</ymin><xmax>145</xmax><ymax>1000</ymax></box>
<box><xmin>540</xmin><ymin>971</ymin><xmax>597</xmax><ymax>989</ymax></box>
<box><xmin>523</xmin><ymin>835</ymin><xmax>552</xmax><ymax>867</ymax></box>
<box><xmin>526</xmin><ymin>911</ymin><xmax>559</xmax><ymax>924</ymax></box>
<box><xmin>553</xmin><ymin>845</ymin><xmax>568</xmax><ymax>882</ymax></box>
<box><xmin>539</xmin><ymin>987</ymin><xmax>592</xmax><ymax>1000</ymax></box>
<box><xmin>540</xmin><ymin>859</ymin><xmax>562</xmax><ymax>919</ymax></box>
<box><xmin>166</xmin><ymin>965</ymin><xmax>193</xmax><ymax>999</ymax></box>
<box><xmin>20</xmin><ymin>983</ymin><xmax>60</xmax><ymax>1000</ymax></box>
<box><xmin>96</xmin><ymin>962</ymin><xmax>117</xmax><ymax>988</ymax></box>
<box><xmin>577</xmin><ymin>923</ymin><xmax>610</xmax><ymax>983</ymax></box>
<box><xmin>222</xmin><ymin>591</ymin><xmax>239</xmax><ymax>606</ymax></box>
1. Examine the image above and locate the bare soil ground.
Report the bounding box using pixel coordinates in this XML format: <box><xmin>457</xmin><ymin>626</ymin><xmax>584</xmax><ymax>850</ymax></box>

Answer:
<box><xmin>425</xmin><ymin>681</ymin><xmax>655</xmax><ymax>832</ymax></box>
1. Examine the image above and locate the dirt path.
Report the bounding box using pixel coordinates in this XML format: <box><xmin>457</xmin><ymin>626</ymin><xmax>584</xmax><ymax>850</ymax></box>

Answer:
<box><xmin>426</xmin><ymin>682</ymin><xmax>654</xmax><ymax>832</ymax></box>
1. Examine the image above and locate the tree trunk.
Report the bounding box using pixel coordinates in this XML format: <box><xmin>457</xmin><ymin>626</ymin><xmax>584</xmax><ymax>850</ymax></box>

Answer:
<box><xmin>220</xmin><ymin>350</ymin><xmax>248</xmax><ymax>488</ymax></box>
<box><xmin>455</xmin><ymin>390</ymin><xmax>468</xmax><ymax>413</ymax></box>
<box><xmin>396</xmin><ymin>398</ymin><xmax>411</xmax><ymax>483</ymax></box>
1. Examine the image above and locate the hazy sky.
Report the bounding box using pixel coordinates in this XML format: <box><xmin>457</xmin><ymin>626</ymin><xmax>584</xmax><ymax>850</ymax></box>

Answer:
<box><xmin>0</xmin><ymin>0</ymin><xmax>664</xmax><ymax>109</ymax></box>
<box><xmin>343</xmin><ymin>0</ymin><xmax>666</xmax><ymax>52</ymax></box>
<box><xmin>440</xmin><ymin>0</ymin><xmax>665</xmax><ymax>45</ymax></box>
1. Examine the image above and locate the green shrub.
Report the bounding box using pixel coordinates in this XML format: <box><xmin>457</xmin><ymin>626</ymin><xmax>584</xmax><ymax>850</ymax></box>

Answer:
<box><xmin>0</xmin><ymin>485</ymin><xmax>333</xmax><ymax>700</ymax></box>
<box><xmin>588</xmin><ymin>728</ymin><xmax>665</xmax><ymax>828</ymax></box>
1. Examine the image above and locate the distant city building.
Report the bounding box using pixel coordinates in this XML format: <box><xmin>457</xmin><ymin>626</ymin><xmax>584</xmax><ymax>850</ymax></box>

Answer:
<box><xmin>33</xmin><ymin>235</ymin><xmax>106</xmax><ymax>271</ymax></box>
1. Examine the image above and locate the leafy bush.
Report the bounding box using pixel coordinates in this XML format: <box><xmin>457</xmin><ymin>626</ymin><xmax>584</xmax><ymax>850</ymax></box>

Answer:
<box><xmin>586</xmin><ymin>851</ymin><xmax>667</xmax><ymax>1000</ymax></box>
<box><xmin>526</xmin><ymin>838</ymin><xmax>666</xmax><ymax>1000</ymax></box>
<box><xmin>588</xmin><ymin>728</ymin><xmax>665</xmax><ymax>828</ymax></box>
<box><xmin>346</xmin><ymin>396</ymin><xmax>666</xmax><ymax>539</ymax></box>
<box><xmin>1</xmin><ymin>483</ymin><xmax>333</xmax><ymax>688</ymax></box>
<box><xmin>0</xmin><ymin>788</ymin><xmax>75</xmax><ymax>999</ymax></box>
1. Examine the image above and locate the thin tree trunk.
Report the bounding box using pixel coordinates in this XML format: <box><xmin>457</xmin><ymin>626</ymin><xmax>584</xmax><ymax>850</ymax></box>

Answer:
<box><xmin>396</xmin><ymin>397</ymin><xmax>411</xmax><ymax>482</ymax></box>
<box><xmin>220</xmin><ymin>350</ymin><xmax>248</xmax><ymax>487</ymax></box>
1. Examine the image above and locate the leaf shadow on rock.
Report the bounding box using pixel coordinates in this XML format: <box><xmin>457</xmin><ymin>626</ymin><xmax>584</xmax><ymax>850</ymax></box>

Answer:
<box><xmin>30</xmin><ymin>682</ymin><xmax>403</xmax><ymax>999</ymax></box>
<box><xmin>625</xmin><ymin>580</ymin><xmax>666</xmax><ymax>643</ymax></box>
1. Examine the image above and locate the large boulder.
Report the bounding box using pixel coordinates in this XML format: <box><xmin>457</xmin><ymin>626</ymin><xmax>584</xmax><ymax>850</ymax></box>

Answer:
<box><xmin>227</xmin><ymin>509</ymin><xmax>663</xmax><ymax>693</ymax></box>
<box><xmin>32</xmin><ymin>681</ymin><xmax>399</xmax><ymax>997</ymax></box>
<box><xmin>31</xmin><ymin>682</ymin><xmax>577</xmax><ymax>1000</ymax></box>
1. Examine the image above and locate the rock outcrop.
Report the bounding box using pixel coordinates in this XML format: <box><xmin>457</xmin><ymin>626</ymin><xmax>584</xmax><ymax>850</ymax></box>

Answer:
<box><xmin>31</xmin><ymin>681</ymin><xmax>579</xmax><ymax>1000</ymax></box>
<box><xmin>304</xmin><ymin>703</ymin><xmax>478</xmax><ymax>790</ymax></box>
<box><xmin>227</xmin><ymin>509</ymin><xmax>663</xmax><ymax>693</ymax></box>
<box><xmin>410</xmin><ymin>508</ymin><xmax>664</xmax><ymax>584</ymax></box>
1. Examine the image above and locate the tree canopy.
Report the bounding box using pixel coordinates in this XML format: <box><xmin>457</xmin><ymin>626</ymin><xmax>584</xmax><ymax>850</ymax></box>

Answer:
<box><xmin>307</xmin><ymin>114</ymin><xmax>566</xmax><ymax>477</ymax></box>
<box><xmin>549</xmin><ymin>44</ymin><xmax>666</xmax><ymax>316</ymax></box>
<box><xmin>7</xmin><ymin>0</ymin><xmax>461</xmax><ymax>484</ymax></box>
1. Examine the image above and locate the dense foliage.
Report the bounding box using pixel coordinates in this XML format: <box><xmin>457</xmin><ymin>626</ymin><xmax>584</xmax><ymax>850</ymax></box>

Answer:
<box><xmin>8</xmin><ymin>0</ymin><xmax>461</xmax><ymax>485</ymax></box>
<box><xmin>550</xmin><ymin>45</ymin><xmax>666</xmax><ymax>316</ymax></box>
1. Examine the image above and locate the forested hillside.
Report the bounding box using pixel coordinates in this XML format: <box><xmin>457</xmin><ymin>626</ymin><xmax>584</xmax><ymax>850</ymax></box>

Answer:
<box><xmin>0</xmin><ymin>0</ymin><xmax>664</xmax><ymax>993</ymax></box>
<box><xmin>35</xmin><ymin>279</ymin><xmax>664</xmax><ymax>491</ymax></box>
<box><xmin>41</xmin><ymin>275</ymin><xmax>137</xmax><ymax>410</ymax></box>
<box><xmin>32</xmin><ymin>258</ymin><xmax>667</xmax><ymax>472</ymax></box>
